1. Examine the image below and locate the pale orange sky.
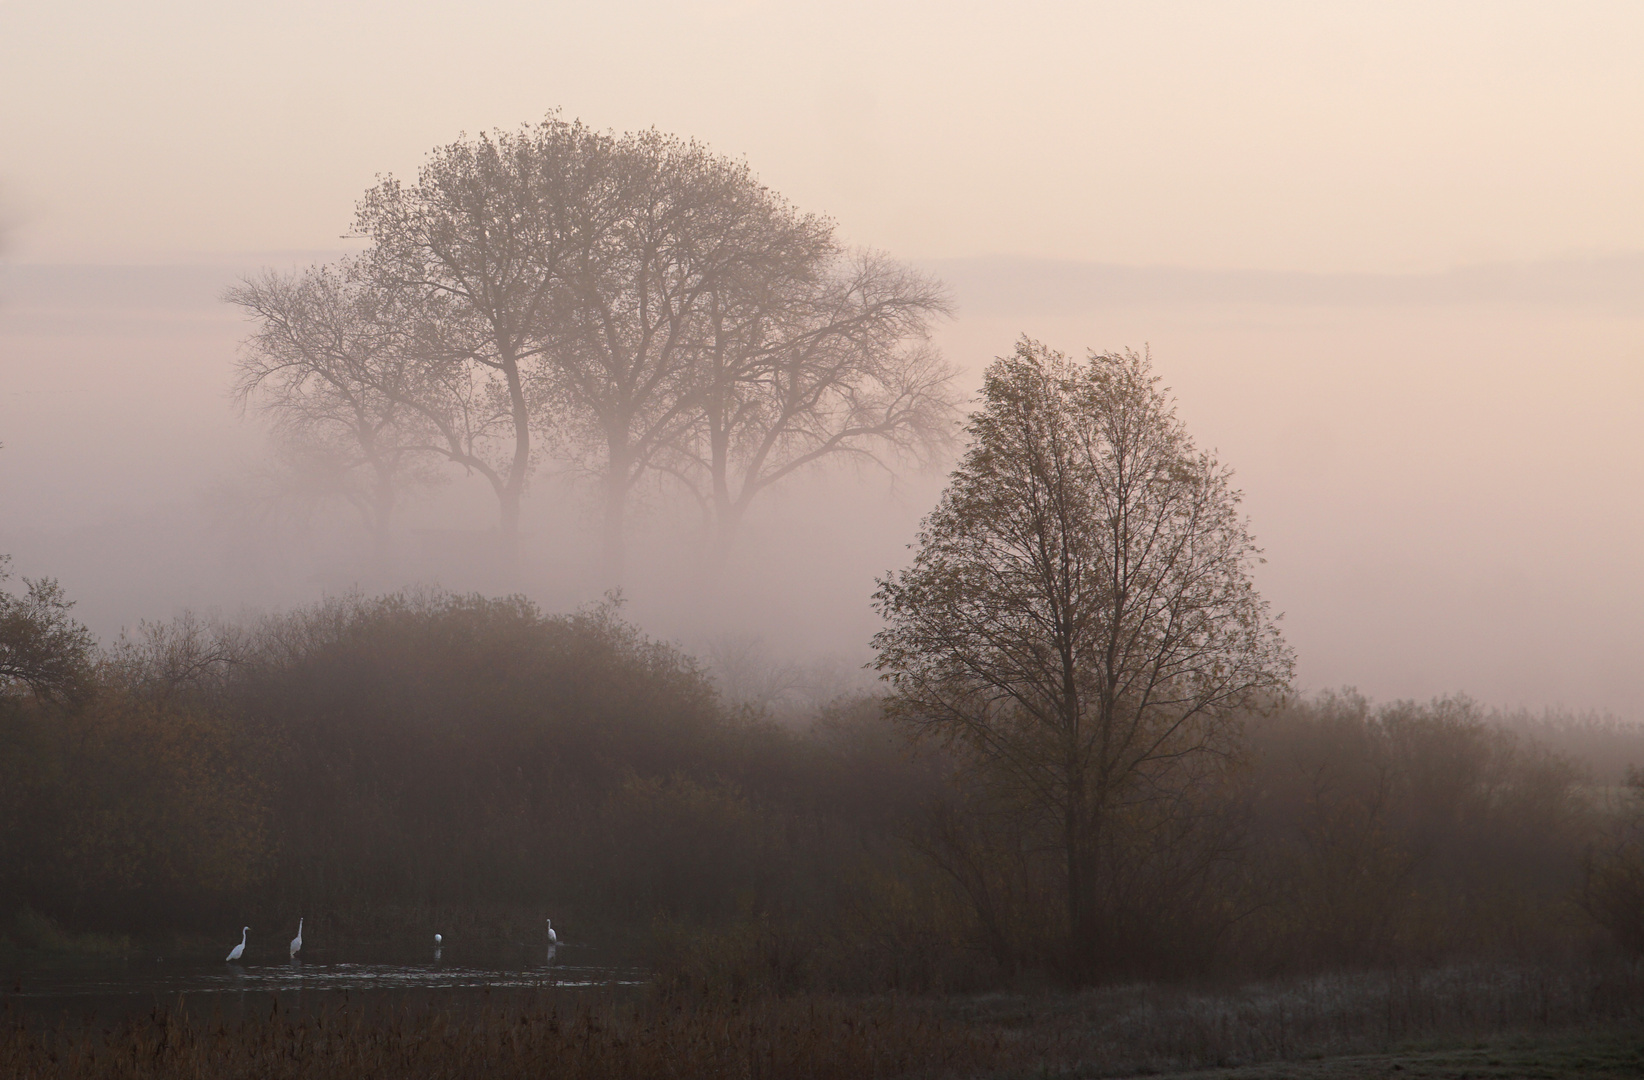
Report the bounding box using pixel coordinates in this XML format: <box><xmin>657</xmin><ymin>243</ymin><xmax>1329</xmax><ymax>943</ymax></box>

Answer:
<box><xmin>2</xmin><ymin>2</ymin><xmax>1644</xmax><ymax>714</ymax></box>
<box><xmin>2</xmin><ymin>1</ymin><xmax>1642</xmax><ymax>269</ymax></box>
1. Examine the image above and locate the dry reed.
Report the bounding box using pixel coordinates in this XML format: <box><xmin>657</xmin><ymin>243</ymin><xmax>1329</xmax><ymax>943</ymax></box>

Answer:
<box><xmin>2</xmin><ymin>960</ymin><xmax>1640</xmax><ymax>1079</ymax></box>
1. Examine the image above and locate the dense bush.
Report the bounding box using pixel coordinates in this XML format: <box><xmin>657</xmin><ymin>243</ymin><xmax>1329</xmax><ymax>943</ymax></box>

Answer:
<box><xmin>2</xmin><ymin>590</ymin><xmax>1641</xmax><ymax>990</ymax></box>
<box><xmin>0</xmin><ymin>592</ymin><xmax>936</xmax><ymax>947</ymax></box>
<box><xmin>1237</xmin><ymin>693</ymin><xmax>1591</xmax><ymax>970</ymax></box>
<box><xmin>1582</xmin><ymin>767</ymin><xmax>1644</xmax><ymax>956</ymax></box>
<box><xmin>0</xmin><ymin>687</ymin><xmax>266</xmax><ymax>927</ymax></box>
<box><xmin>235</xmin><ymin>593</ymin><xmax>733</xmax><ymax>918</ymax></box>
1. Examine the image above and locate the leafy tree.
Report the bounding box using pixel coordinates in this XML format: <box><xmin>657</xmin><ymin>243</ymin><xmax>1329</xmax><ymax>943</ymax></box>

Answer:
<box><xmin>873</xmin><ymin>339</ymin><xmax>1291</xmax><ymax>975</ymax></box>
<box><xmin>0</xmin><ymin>556</ymin><xmax>94</xmax><ymax>703</ymax></box>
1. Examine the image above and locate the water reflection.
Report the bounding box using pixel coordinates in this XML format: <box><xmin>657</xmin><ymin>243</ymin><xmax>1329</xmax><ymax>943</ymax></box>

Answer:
<box><xmin>2</xmin><ymin>943</ymin><xmax>641</xmax><ymax>1016</ymax></box>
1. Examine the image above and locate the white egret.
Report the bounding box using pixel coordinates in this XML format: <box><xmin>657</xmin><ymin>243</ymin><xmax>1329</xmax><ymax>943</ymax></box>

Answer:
<box><xmin>289</xmin><ymin>918</ymin><xmax>303</xmax><ymax>959</ymax></box>
<box><xmin>546</xmin><ymin>919</ymin><xmax>557</xmax><ymax>944</ymax></box>
<box><xmin>226</xmin><ymin>927</ymin><xmax>248</xmax><ymax>962</ymax></box>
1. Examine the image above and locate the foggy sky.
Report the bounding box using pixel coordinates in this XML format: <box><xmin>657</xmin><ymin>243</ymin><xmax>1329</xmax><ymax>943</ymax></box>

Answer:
<box><xmin>2</xmin><ymin>2</ymin><xmax>1642</xmax><ymax>714</ymax></box>
<box><xmin>4</xmin><ymin>2</ymin><xmax>1643</xmax><ymax>270</ymax></box>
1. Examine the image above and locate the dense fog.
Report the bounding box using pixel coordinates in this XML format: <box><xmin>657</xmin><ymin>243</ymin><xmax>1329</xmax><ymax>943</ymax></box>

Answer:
<box><xmin>3</xmin><ymin>255</ymin><xmax>1643</xmax><ymax>713</ymax></box>
<box><xmin>6</xmin><ymin>15</ymin><xmax>1644</xmax><ymax>1074</ymax></box>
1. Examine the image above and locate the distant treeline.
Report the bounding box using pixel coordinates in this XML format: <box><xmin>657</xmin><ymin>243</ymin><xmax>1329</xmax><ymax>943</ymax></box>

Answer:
<box><xmin>1</xmin><ymin>590</ymin><xmax>1641</xmax><ymax>988</ymax></box>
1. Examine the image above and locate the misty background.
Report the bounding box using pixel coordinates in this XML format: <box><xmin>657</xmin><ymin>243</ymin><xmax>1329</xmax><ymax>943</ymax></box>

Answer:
<box><xmin>3</xmin><ymin>1</ymin><xmax>1643</xmax><ymax>713</ymax></box>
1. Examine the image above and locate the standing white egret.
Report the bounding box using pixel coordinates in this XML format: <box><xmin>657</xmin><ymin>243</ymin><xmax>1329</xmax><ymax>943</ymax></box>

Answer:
<box><xmin>226</xmin><ymin>927</ymin><xmax>248</xmax><ymax>962</ymax></box>
<box><xmin>546</xmin><ymin>919</ymin><xmax>557</xmax><ymax>944</ymax></box>
<box><xmin>289</xmin><ymin>918</ymin><xmax>303</xmax><ymax>959</ymax></box>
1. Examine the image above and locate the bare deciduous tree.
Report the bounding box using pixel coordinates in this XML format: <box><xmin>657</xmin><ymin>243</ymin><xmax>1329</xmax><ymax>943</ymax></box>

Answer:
<box><xmin>353</xmin><ymin>119</ymin><xmax>596</xmax><ymax>561</ymax></box>
<box><xmin>227</xmin><ymin>266</ymin><xmax>441</xmax><ymax>564</ymax></box>
<box><xmin>873</xmin><ymin>339</ymin><xmax>1292</xmax><ymax>974</ymax></box>
<box><xmin>550</xmin><ymin>129</ymin><xmax>833</xmax><ymax>585</ymax></box>
<box><xmin>105</xmin><ymin>611</ymin><xmax>246</xmax><ymax>705</ymax></box>
<box><xmin>679</xmin><ymin>251</ymin><xmax>957</xmax><ymax>555</ymax></box>
<box><xmin>231</xmin><ymin>116</ymin><xmax>960</xmax><ymax>584</ymax></box>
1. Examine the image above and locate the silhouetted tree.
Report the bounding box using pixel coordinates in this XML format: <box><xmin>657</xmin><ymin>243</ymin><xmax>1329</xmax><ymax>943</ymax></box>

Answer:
<box><xmin>873</xmin><ymin>339</ymin><xmax>1291</xmax><ymax>976</ymax></box>
<box><xmin>676</xmin><ymin>251</ymin><xmax>958</xmax><ymax>557</ymax></box>
<box><xmin>227</xmin><ymin>266</ymin><xmax>443</xmax><ymax>563</ymax></box>
<box><xmin>234</xmin><ymin>117</ymin><xmax>959</xmax><ymax>584</ymax></box>
<box><xmin>547</xmin><ymin>129</ymin><xmax>835</xmax><ymax>585</ymax></box>
<box><xmin>353</xmin><ymin>120</ymin><xmax>597</xmax><ymax>563</ymax></box>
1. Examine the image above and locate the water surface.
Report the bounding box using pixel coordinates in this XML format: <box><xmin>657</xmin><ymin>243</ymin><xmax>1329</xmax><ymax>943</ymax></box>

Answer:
<box><xmin>3</xmin><ymin>940</ymin><xmax>640</xmax><ymax>1021</ymax></box>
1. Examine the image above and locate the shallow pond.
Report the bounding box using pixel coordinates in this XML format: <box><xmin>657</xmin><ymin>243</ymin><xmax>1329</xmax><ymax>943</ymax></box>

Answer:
<box><xmin>2</xmin><ymin>940</ymin><xmax>641</xmax><ymax>1021</ymax></box>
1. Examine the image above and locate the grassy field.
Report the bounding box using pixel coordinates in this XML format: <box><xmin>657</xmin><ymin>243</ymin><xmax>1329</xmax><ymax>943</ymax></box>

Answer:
<box><xmin>1133</xmin><ymin>1031</ymin><xmax>1644</xmax><ymax>1080</ymax></box>
<box><xmin>2</xmin><ymin>961</ymin><xmax>1640</xmax><ymax>1078</ymax></box>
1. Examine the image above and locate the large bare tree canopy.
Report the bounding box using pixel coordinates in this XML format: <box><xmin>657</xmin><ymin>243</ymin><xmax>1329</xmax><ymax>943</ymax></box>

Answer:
<box><xmin>546</xmin><ymin>128</ymin><xmax>956</xmax><ymax>582</ymax></box>
<box><xmin>229</xmin><ymin>115</ymin><xmax>957</xmax><ymax>583</ymax></box>
<box><xmin>350</xmin><ymin>120</ymin><xmax>599</xmax><ymax>560</ymax></box>
<box><xmin>548</xmin><ymin>129</ymin><xmax>836</xmax><ymax>583</ymax></box>
<box><xmin>675</xmin><ymin>251</ymin><xmax>956</xmax><ymax>553</ymax></box>
<box><xmin>226</xmin><ymin>266</ymin><xmax>450</xmax><ymax>562</ymax></box>
<box><xmin>873</xmin><ymin>339</ymin><xmax>1292</xmax><ymax>971</ymax></box>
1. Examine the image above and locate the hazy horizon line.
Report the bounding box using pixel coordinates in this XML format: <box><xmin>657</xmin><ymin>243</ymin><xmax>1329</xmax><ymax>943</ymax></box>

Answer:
<box><xmin>6</xmin><ymin>251</ymin><xmax>1643</xmax><ymax>316</ymax></box>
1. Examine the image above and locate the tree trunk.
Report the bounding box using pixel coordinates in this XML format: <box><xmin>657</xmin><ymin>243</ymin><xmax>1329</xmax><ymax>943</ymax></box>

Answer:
<box><xmin>600</xmin><ymin>470</ymin><xmax>627</xmax><ymax>588</ymax></box>
<box><xmin>702</xmin><ymin>424</ymin><xmax>738</xmax><ymax>578</ymax></box>
<box><xmin>703</xmin><ymin>498</ymin><xmax>744</xmax><ymax>580</ymax></box>
<box><xmin>1065</xmin><ymin>784</ymin><xmax>1086</xmax><ymax>973</ymax></box>
<box><xmin>1061</xmin><ymin>638</ymin><xmax>1092</xmax><ymax>976</ymax></box>
<box><xmin>499</xmin><ymin>343</ymin><xmax>531</xmax><ymax>575</ymax></box>
<box><xmin>370</xmin><ymin>480</ymin><xmax>395</xmax><ymax>570</ymax></box>
<box><xmin>498</xmin><ymin>487</ymin><xmax>522</xmax><ymax>571</ymax></box>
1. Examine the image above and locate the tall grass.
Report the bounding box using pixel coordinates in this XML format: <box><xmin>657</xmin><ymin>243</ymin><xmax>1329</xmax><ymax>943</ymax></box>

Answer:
<box><xmin>1</xmin><ymin>992</ymin><xmax>1003</xmax><ymax>1080</ymax></box>
<box><xmin>4</xmin><ymin>961</ymin><xmax>1641</xmax><ymax>1079</ymax></box>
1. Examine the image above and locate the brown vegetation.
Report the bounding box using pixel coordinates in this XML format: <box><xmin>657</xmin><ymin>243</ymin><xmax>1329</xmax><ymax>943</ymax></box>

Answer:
<box><xmin>3</xmin><ymin>962</ymin><xmax>1642</xmax><ymax>1079</ymax></box>
<box><xmin>0</xmin><ymin>585</ymin><xmax>1641</xmax><ymax>987</ymax></box>
<box><xmin>1581</xmin><ymin>767</ymin><xmax>1644</xmax><ymax>956</ymax></box>
<box><xmin>874</xmin><ymin>341</ymin><xmax>1293</xmax><ymax>981</ymax></box>
<box><xmin>4</xmin><ymin>572</ymin><xmax>1644</xmax><ymax>1077</ymax></box>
